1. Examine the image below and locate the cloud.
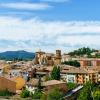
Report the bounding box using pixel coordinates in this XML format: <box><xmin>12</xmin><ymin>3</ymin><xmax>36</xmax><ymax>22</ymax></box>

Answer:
<box><xmin>40</xmin><ymin>0</ymin><xmax>69</xmax><ymax>3</ymax></box>
<box><xmin>0</xmin><ymin>3</ymin><xmax>52</xmax><ymax>10</ymax></box>
<box><xmin>0</xmin><ymin>16</ymin><xmax>100</xmax><ymax>52</ymax></box>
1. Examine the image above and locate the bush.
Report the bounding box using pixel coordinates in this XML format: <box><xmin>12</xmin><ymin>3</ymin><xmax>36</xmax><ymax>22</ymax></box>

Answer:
<box><xmin>93</xmin><ymin>90</ymin><xmax>100</xmax><ymax>100</ymax></box>
<box><xmin>40</xmin><ymin>93</ymin><xmax>47</xmax><ymax>100</ymax></box>
<box><xmin>93</xmin><ymin>85</ymin><xmax>100</xmax><ymax>100</ymax></box>
<box><xmin>20</xmin><ymin>88</ymin><xmax>30</xmax><ymax>98</ymax></box>
<box><xmin>67</xmin><ymin>82</ymin><xmax>77</xmax><ymax>90</ymax></box>
<box><xmin>47</xmin><ymin>87</ymin><xmax>63</xmax><ymax>100</ymax></box>
<box><xmin>0</xmin><ymin>89</ymin><xmax>13</xmax><ymax>96</ymax></box>
<box><xmin>32</xmin><ymin>90</ymin><xmax>42</xmax><ymax>99</ymax></box>
<box><xmin>77</xmin><ymin>81</ymin><xmax>93</xmax><ymax>100</ymax></box>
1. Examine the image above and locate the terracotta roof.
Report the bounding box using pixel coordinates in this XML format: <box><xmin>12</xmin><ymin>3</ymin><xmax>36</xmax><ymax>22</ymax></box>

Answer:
<box><xmin>61</xmin><ymin>67</ymin><xmax>88</xmax><ymax>74</ymax></box>
<box><xmin>61</xmin><ymin>66</ymin><xmax>98</xmax><ymax>74</ymax></box>
<box><xmin>0</xmin><ymin>76</ymin><xmax>16</xmax><ymax>83</ymax></box>
<box><xmin>42</xmin><ymin>80</ymin><xmax>66</xmax><ymax>86</ymax></box>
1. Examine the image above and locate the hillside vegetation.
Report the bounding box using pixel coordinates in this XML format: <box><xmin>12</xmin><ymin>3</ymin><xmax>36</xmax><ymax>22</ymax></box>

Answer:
<box><xmin>68</xmin><ymin>47</ymin><xmax>98</xmax><ymax>58</ymax></box>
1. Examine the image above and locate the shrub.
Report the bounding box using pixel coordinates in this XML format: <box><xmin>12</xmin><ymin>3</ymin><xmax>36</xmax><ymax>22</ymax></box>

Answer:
<box><xmin>47</xmin><ymin>87</ymin><xmax>63</xmax><ymax>100</ymax></box>
<box><xmin>0</xmin><ymin>89</ymin><xmax>13</xmax><ymax>96</ymax></box>
<box><xmin>93</xmin><ymin>90</ymin><xmax>100</xmax><ymax>100</ymax></box>
<box><xmin>20</xmin><ymin>88</ymin><xmax>30</xmax><ymax>98</ymax></box>
<box><xmin>40</xmin><ymin>93</ymin><xmax>47</xmax><ymax>100</ymax></box>
<box><xmin>67</xmin><ymin>82</ymin><xmax>77</xmax><ymax>90</ymax></box>
<box><xmin>32</xmin><ymin>90</ymin><xmax>42</xmax><ymax>99</ymax></box>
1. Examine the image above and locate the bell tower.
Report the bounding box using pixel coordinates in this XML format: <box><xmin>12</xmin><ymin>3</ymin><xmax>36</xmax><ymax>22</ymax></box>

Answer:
<box><xmin>54</xmin><ymin>50</ymin><xmax>61</xmax><ymax>65</ymax></box>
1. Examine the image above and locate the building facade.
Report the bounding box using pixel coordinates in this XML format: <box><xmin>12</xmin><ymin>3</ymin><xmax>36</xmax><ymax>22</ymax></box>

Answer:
<box><xmin>34</xmin><ymin>50</ymin><xmax>62</xmax><ymax>66</ymax></box>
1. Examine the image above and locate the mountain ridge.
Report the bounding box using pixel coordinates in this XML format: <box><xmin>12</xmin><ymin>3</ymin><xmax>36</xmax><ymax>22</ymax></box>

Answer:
<box><xmin>0</xmin><ymin>50</ymin><xmax>35</xmax><ymax>61</ymax></box>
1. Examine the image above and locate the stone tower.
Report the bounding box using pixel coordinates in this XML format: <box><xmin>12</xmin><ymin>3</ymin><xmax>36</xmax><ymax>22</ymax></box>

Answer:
<box><xmin>34</xmin><ymin>49</ymin><xmax>45</xmax><ymax>65</ymax></box>
<box><xmin>54</xmin><ymin>50</ymin><xmax>61</xmax><ymax>65</ymax></box>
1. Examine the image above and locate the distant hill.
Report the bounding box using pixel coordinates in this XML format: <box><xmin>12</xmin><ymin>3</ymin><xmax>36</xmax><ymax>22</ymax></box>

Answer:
<box><xmin>0</xmin><ymin>50</ymin><xmax>35</xmax><ymax>61</ymax></box>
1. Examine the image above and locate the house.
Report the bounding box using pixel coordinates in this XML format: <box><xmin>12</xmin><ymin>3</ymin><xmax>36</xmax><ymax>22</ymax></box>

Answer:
<box><xmin>79</xmin><ymin>58</ymin><xmax>100</xmax><ymax>68</ymax></box>
<box><xmin>35</xmin><ymin>66</ymin><xmax>53</xmax><ymax>78</ymax></box>
<box><xmin>0</xmin><ymin>76</ymin><xmax>16</xmax><ymax>93</ymax></box>
<box><xmin>42</xmin><ymin>80</ymin><xmax>67</xmax><ymax>93</ymax></box>
<box><xmin>0</xmin><ymin>76</ymin><xmax>25</xmax><ymax>93</ymax></box>
<box><xmin>60</xmin><ymin>66</ymin><xmax>98</xmax><ymax>84</ymax></box>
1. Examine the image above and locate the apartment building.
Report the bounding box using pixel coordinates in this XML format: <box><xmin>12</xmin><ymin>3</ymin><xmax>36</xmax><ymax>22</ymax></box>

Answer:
<box><xmin>79</xmin><ymin>58</ymin><xmax>100</xmax><ymax>68</ymax></box>
<box><xmin>60</xmin><ymin>66</ymin><xmax>98</xmax><ymax>84</ymax></box>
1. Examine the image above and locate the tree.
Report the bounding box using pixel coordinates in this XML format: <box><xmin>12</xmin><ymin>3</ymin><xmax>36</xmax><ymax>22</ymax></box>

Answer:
<box><xmin>51</xmin><ymin>66</ymin><xmax>60</xmax><ymax>80</ymax></box>
<box><xmin>68</xmin><ymin>47</ymin><xmax>97</xmax><ymax>57</ymax></box>
<box><xmin>47</xmin><ymin>87</ymin><xmax>63</xmax><ymax>100</ymax></box>
<box><xmin>62</xmin><ymin>60</ymin><xmax>80</xmax><ymax>67</ymax></box>
<box><xmin>93</xmin><ymin>90</ymin><xmax>100</xmax><ymax>100</ymax></box>
<box><xmin>77</xmin><ymin>88</ymin><xmax>90</xmax><ymax>100</ymax></box>
<box><xmin>77</xmin><ymin>81</ymin><xmax>93</xmax><ymax>100</ymax></box>
<box><xmin>93</xmin><ymin>85</ymin><xmax>100</xmax><ymax>100</ymax></box>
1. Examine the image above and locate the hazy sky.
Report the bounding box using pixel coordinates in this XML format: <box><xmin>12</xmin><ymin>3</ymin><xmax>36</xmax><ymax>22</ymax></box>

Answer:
<box><xmin>0</xmin><ymin>0</ymin><xmax>100</xmax><ymax>53</ymax></box>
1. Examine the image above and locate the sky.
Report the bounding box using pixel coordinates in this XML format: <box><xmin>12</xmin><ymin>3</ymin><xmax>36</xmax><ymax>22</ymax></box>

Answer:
<box><xmin>0</xmin><ymin>0</ymin><xmax>100</xmax><ymax>53</ymax></box>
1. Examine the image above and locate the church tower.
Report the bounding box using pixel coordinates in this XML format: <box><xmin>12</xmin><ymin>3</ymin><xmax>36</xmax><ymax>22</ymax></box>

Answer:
<box><xmin>54</xmin><ymin>50</ymin><xmax>62</xmax><ymax>65</ymax></box>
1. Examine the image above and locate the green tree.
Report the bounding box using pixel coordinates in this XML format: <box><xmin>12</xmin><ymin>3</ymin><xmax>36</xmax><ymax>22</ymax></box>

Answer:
<box><xmin>47</xmin><ymin>87</ymin><xmax>63</xmax><ymax>100</ymax></box>
<box><xmin>51</xmin><ymin>66</ymin><xmax>60</xmax><ymax>80</ymax></box>
<box><xmin>93</xmin><ymin>90</ymin><xmax>100</xmax><ymax>100</ymax></box>
<box><xmin>93</xmin><ymin>85</ymin><xmax>100</xmax><ymax>100</ymax></box>
<box><xmin>68</xmin><ymin>47</ymin><xmax>97</xmax><ymax>57</ymax></box>
<box><xmin>77</xmin><ymin>81</ymin><xmax>93</xmax><ymax>100</ymax></box>
<box><xmin>62</xmin><ymin>60</ymin><xmax>80</xmax><ymax>67</ymax></box>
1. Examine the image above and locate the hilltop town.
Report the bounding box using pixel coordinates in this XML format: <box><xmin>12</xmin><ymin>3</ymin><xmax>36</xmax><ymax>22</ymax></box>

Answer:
<box><xmin>0</xmin><ymin>47</ymin><xmax>100</xmax><ymax>100</ymax></box>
